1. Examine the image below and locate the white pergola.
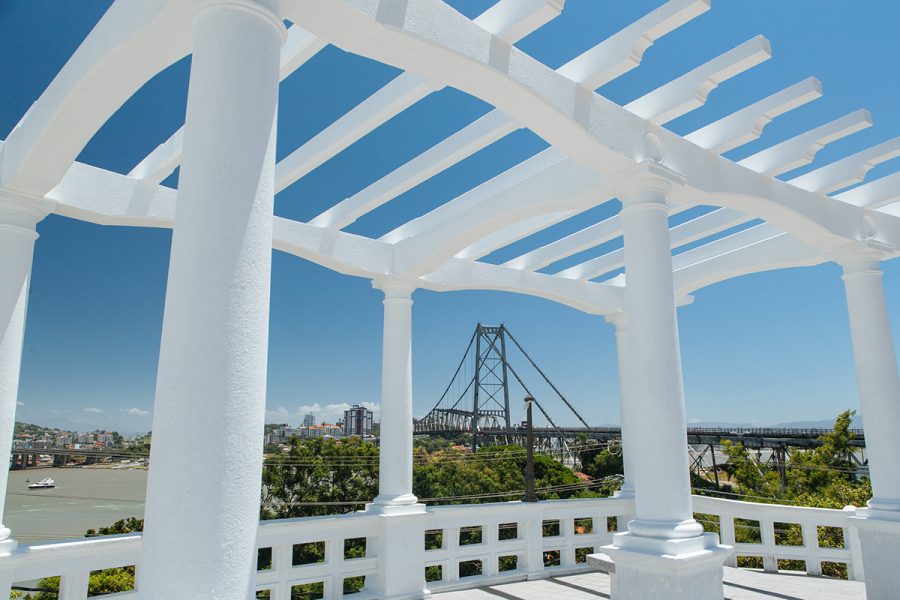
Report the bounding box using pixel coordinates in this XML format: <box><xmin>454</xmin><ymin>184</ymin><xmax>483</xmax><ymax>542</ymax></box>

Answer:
<box><xmin>1</xmin><ymin>0</ymin><xmax>899</xmax><ymax>598</ymax></box>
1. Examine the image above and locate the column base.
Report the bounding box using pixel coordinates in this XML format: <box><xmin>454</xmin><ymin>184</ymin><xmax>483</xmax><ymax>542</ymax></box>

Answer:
<box><xmin>370</xmin><ymin>505</ymin><xmax>430</xmax><ymax>599</ymax></box>
<box><xmin>851</xmin><ymin>510</ymin><xmax>900</xmax><ymax>600</ymax></box>
<box><xmin>601</xmin><ymin>532</ymin><xmax>731</xmax><ymax>600</ymax></box>
<box><xmin>367</xmin><ymin>495</ymin><xmax>425</xmax><ymax>516</ymax></box>
<box><xmin>613</xmin><ymin>487</ymin><xmax>635</xmax><ymax>500</ymax></box>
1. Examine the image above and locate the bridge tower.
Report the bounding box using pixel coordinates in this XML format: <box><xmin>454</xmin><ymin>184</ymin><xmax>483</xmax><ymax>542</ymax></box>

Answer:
<box><xmin>471</xmin><ymin>324</ymin><xmax>513</xmax><ymax>451</ymax></box>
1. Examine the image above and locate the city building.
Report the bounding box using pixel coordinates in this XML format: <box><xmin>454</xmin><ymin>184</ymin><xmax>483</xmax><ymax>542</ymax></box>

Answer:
<box><xmin>302</xmin><ymin>413</ymin><xmax>315</xmax><ymax>428</ymax></box>
<box><xmin>343</xmin><ymin>405</ymin><xmax>374</xmax><ymax>437</ymax></box>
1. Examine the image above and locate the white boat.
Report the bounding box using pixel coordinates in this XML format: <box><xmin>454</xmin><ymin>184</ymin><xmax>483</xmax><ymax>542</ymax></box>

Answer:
<box><xmin>27</xmin><ymin>478</ymin><xmax>55</xmax><ymax>489</ymax></box>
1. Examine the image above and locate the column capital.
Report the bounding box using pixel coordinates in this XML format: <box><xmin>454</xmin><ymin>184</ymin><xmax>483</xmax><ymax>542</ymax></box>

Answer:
<box><xmin>604</xmin><ymin>310</ymin><xmax>627</xmax><ymax>331</ymax></box>
<box><xmin>831</xmin><ymin>241</ymin><xmax>895</xmax><ymax>277</ymax></box>
<box><xmin>372</xmin><ymin>278</ymin><xmax>417</xmax><ymax>301</ymax></box>
<box><xmin>611</xmin><ymin>161</ymin><xmax>686</xmax><ymax>211</ymax></box>
<box><xmin>0</xmin><ymin>189</ymin><xmax>54</xmax><ymax>236</ymax></box>
<box><xmin>193</xmin><ymin>0</ymin><xmax>288</xmax><ymax>44</ymax></box>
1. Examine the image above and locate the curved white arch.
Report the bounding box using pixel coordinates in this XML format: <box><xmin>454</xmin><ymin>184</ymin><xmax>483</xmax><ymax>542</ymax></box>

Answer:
<box><xmin>0</xmin><ymin>0</ymin><xmax>193</xmax><ymax>196</ymax></box>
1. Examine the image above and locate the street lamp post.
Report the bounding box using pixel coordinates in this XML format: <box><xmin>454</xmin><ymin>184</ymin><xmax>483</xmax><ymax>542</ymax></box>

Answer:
<box><xmin>523</xmin><ymin>395</ymin><xmax>537</xmax><ymax>502</ymax></box>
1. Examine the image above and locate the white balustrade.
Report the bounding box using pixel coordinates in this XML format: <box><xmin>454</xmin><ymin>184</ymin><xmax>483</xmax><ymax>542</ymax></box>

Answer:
<box><xmin>692</xmin><ymin>496</ymin><xmax>863</xmax><ymax>581</ymax></box>
<box><xmin>0</xmin><ymin>496</ymin><xmax>867</xmax><ymax>598</ymax></box>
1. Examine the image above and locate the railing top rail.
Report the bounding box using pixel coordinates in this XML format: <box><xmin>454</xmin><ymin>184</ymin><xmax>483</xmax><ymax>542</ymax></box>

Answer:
<box><xmin>692</xmin><ymin>495</ymin><xmax>858</xmax><ymax>520</ymax></box>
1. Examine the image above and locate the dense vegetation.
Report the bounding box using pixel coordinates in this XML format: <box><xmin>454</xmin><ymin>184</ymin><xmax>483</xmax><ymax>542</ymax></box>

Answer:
<box><xmin>693</xmin><ymin>410</ymin><xmax>869</xmax><ymax>578</ymax></box>
<box><xmin>10</xmin><ymin>411</ymin><xmax>867</xmax><ymax>596</ymax></box>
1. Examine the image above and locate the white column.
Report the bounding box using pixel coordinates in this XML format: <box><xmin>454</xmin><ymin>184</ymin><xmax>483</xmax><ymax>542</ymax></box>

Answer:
<box><xmin>618</xmin><ymin>172</ymin><xmax>699</xmax><ymax>539</ymax></box>
<box><xmin>369</xmin><ymin>280</ymin><xmax>428</xmax><ymax>600</ymax></box>
<box><xmin>838</xmin><ymin>244</ymin><xmax>900</xmax><ymax>600</ymax></box>
<box><xmin>602</xmin><ymin>164</ymin><xmax>728</xmax><ymax>600</ymax></box>
<box><xmin>839</xmin><ymin>245</ymin><xmax>900</xmax><ymax>512</ymax></box>
<box><xmin>606</xmin><ymin>311</ymin><xmax>635</xmax><ymax>500</ymax></box>
<box><xmin>372</xmin><ymin>280</ymin><xmax>419</xmax><ymax>509</ymax></box>
<box><xmin>0</xmin><ymin>192</ymin><xmax>51</xmax><ymax>557</ymax></box>
<box><xmin>137</xmin><ymin>2</ymin><xmax>285</xmax><ymax>598</ymax></box>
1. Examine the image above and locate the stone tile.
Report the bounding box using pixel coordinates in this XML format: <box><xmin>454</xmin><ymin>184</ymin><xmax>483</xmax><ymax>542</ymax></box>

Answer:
<box><xmin>432</xmin><ymin>567</ymin><xmax>866</xmax><ymax>599</ymax></box>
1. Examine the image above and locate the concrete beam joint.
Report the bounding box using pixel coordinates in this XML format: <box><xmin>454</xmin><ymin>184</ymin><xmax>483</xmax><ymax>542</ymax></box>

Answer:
<box><xmin>0</xmin><ymin>190</ymin><xmax>54</xmax><ymax>235</ymax></box>
<box><xmin>612</xmin><ymin>161</ymin><xmax>685</xmax><ymax>213</ymax></box>
<box><xmin>372</xmin><ymin>278</ymin><xmax>417</xmax><ymax>300</ymax></box>
<box><xmin>832</xmin><ymin>241</ymin><xmax>895</xmax><ymax>277</ymax></box>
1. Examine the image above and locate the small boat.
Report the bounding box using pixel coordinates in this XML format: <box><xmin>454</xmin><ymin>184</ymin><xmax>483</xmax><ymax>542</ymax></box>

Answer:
<box><xmin>27</xmin><ymin>478</ymin><xmax>55</xmax><ymax>489</ymax></box>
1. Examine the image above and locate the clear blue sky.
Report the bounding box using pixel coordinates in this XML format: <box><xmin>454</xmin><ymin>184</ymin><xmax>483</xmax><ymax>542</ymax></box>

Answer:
<box><xmin>2</xmin><ymin>1</ymin><xmax>899</xmax><ymax>433</ymax></box>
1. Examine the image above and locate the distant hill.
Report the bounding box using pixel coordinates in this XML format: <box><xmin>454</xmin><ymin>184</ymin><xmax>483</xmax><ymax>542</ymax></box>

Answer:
<box><xmin>14</xmin><ymin>421</ymin><xmax>73</xmax><ymax>436</ymax></box>
<box><xmin>687</xmin><ymin>415</ymin><xmax>862</xmax><ymax>430</ymax></box>
<box><xmin>771</xmin><ymin>415</ymin><xmax>863</xmax><ymax>429</ymax></box>
<box><xmin>686</xmin><ymin>421</ymin><xmax>757</xmax><ymax>429</ymax></box>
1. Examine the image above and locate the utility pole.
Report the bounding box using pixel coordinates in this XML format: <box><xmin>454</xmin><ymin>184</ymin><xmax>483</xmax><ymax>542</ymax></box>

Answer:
<box><xmin>523</xmin><ymin>395</ymin><xmax>537</xmax><ymax>502</ymax></box>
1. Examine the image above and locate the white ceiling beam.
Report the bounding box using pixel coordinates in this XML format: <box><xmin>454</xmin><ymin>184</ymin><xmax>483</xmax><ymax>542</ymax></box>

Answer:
<box><xmin>502</xmin><ymin>215</ymin><xmax>621</xmax><ymax>271</ymax></box>
<box><xmin>304</xmin><ymin>1</ymin><xmax>703</xmax><ymax>235</ymax></box>
<box><xmin>474</xmin><ymin>0</ymin><xmax>564</xmax><ymax>44</ymax></box>
<box><xmin>272</xmin><ymin>0</ymin><xmax>895</xmax><ymax>249</ymax></box>
<box><xmin>308</xmin><ymin>110</ymin><xmax>518</xmax><ymax>229</ymax></box>
<box><xmin>130</xmin><ymin>25</ymin><xmax>327</xmax><ymax>185</ymax></box>
<box><xmin>382</xmin><ymin>148</ymin><xmax>568</xmax><ymax>243</ymax></box>
<box><xmin>674</xmin><ymin>231</ymin><xmax>821</xmax><ymax>295</ymax></box>
<box><xmin>275</xmin><ymin>72</ymin><xmax>436</xmax><ymax>193</ymax></box>
<box><xmin>834</xmin><ymin>171</ymin><xmax>900</xmax><ymax>209</ymax></box>
<box><xmin>685</xmin><ymin>77</ymin><xmax>822</xmax><ymax>154</ymax></box>
<box><xmin>276</xmin><ymin>0</ymin><xmax>564</xmax><ymax>198</ymax></box>
<box><xmin>389</xmin><ymin>151</ymin><xmax>605</xmax><ymax>276</ymax></box>
<box><xmin>788</xmin><ymin>136</ymin><xmax>900</xmax><ymax>194</ymax></box>
<box><xmin>738</xmin><ymin>109</ymin><xmax>872</xmax><ymax>177</ymax></box>
<box><xmin>44</xmin><ymin>152</ymin><xmax>624</xmax><ymax>313</ymax></box>
<box><xmin>557</xmin><ymin>0</ymin><xmax>710</xmax><ymax>90</ymax></box>
<box><xmin>421</xmin><ymin>257</ymin><xmax>623</xmax><ymax>315</ymax></box>
<box><xmin>128</xmin><ymin>129</ymin><xmax>184</xmax><ymax>184</ymax></box>
<box><xmin>672</xmin><ymin>222</ymin><xmax>784</xmax><ymax>271</ymax></box>
<box><xmin>554</xmin><ymin>207</ymin><xmax>749</xmax><ymax>280</ymax></box>
<box><xmin>454</xmin><ymin>210</ymin><xmax>578</xmax><ymax>260</ymax></box>
<box><xmin>625</xmin><ymin>36</ymin><xmax>772</xmax><ymax>125</ymax></box>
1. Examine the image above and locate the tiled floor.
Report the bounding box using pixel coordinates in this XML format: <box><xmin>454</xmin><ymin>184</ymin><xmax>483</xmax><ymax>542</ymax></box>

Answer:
<box><xmin>432</xmin><ymin>567</ymin><xmax>866</xmax><ymax>600</ymax></box>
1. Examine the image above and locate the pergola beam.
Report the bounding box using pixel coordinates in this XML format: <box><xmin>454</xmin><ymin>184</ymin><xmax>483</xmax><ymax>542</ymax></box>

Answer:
<box><xmin>685</xmin><ymin>77</ymin><xmax>822</xmax><ymax>154</ymax></box>
<box><xmin>788</xmin><ymin>136</ymin><xmax>900</xmax><ymax>194</ymax></box>
<box><xmin>129</xmin><ymin>25</ymin><xmax>327</xmax><ymax>186</ymax></box>
<box><xmin>454</xmin><ymin>210</ymin><xmax>578</xmax><ymax>261</ymax></box>
<box><xmin>42</xmin><ymin>152</ymin><xmax>624</xmax><ymax>313</ymax></box>
<box><xmin>275</xmin><ymin>72</ymin><xmax>436</xmax><ymax>194</ymax></box>
<box><xmin>0</xmin><ymin>0</ymin><xmax>193</xmax><ymax>196</ymax></box>
<box><xmin>389</xmin><ymin>151</ymin><xmax>604</xmax><ymax>276</ymax></box>
<box><xmin>557</xmin><ymin>0</ymin><xmax>710</xmax><ymax>90</ymax></box>
<box><xmin>738</xmin><ymin>109</ymin><xmax>872</xmax><ymax>177</ymax></box>
<box><xmin>421</xmin><ymin>257</ymin><xmax>623</xmax><ymax>315</ymax></box>
<box><xmin>503</xmin><ymin>215</ymin><xmax>621</xmax><ymax>271</ymax></box>
<box><xmin>555</xmin><ymin>207</ymin><xmax>750</xmax><ymax>281</ymax></box>
<box><xmin>625</xmin><ymin>36</ymin><xmax>772</xmax><ymax>125</ymax></box>
<box><xmin>835</xmin><ymin>171</ymin><xmax>900</xmax><ymax>209</ymax></box>
<box><xmin>674</xmin><ymin>230</ymin><xmax>822</xmax><ymax>295</ymax></box>
<box><xmin>672</xmin><ymin>222</ymin><xmax>784</xmax><ymax>271</ymax></box>
<box><xmin>474</xmin><ymin>0</ymin><xmax>564</xmax><ymax>44</ymax></box>
<box><xmin>308</xmin><ymin>110</ymin><xmax>518</xmax><ymax>229</ymax></box>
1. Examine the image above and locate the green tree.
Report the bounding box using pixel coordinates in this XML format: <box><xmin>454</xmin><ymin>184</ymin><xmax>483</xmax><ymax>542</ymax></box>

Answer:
<box><xmin>581</xmin><ymin>448</ymin><xmax>623</xmax><ymax>479</ymax></box>
<box><xmin>261</xmin><ymin>436</ymin><xmax>379</xmax><ymax>519</ymax></box>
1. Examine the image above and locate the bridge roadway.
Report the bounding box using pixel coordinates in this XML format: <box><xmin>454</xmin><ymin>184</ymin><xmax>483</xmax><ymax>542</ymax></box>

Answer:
<box><xmin>418</xmin><ymin>426</ymin><xmax>866</xmax><ymax>449</ymax></box>
<box><xmin>9</xmin><ymin>447</ymin><xmax>140</xmax><ymax>469</ymax></box>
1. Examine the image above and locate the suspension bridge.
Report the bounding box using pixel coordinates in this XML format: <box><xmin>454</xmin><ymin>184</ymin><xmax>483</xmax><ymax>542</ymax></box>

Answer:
<box><xmin>415</xmin><ymin>324</ymin><xmax>866</xmax><ymax>463</ymax></box>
